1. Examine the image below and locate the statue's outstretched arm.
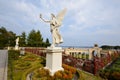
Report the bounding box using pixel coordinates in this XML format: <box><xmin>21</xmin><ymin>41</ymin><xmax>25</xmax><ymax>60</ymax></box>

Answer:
<box><xmin>40</xmin><ymin>14</ymin><xmax>50</xmax><ymax>23</ymax></box>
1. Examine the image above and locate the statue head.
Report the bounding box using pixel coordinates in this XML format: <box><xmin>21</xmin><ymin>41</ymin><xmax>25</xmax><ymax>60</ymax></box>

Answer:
<box><xmin>51</xmin><ymin>13</ymin><xmax>55</xmax><ymax>19</ymax></box>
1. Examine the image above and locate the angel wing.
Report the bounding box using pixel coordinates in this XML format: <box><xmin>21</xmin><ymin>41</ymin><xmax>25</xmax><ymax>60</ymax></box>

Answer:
<box><xmin>56</xmin><ymin>8</ymin><xmax>67</xmax><ymax>23</ymax></box>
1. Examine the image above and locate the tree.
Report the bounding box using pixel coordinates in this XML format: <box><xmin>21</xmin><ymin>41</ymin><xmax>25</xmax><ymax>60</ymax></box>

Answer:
<box><xmin>101</xmin><ymin>45</ymin><xmax>120</xmax><ymax>50</ymax></box>
<box><xmin>19</xmin><ymin>32</ymin><xmax>26</xmax><ymax>47</ymax></box>
<box><xmin>0</xmin><ymin>27</ymin><xmax>51</xmax><ymax>48</ymax></box>
<box><xmin>27</xmin><ymin>30</ymin><xmax>35</xmax><ymax>46</ymax></box>
<box><xmin>0</xmin><ymin>27</ymin><xmax>16</xmax><ymax>48</ymax></box>
<box><xmin>35</xmin><ymin>30</ymin><xmax>43</xmax><ymax>47</ymax></box>
<box><xmin>114</xmin><ymin>46</ymin><xmax>120</xmax><ymax>50</ymax></box>
<box><xmin>101</xmin><ymin>45</ymin><xmax>114</xmax><ymax>50</ymax></box>
<box><xmin>8</xmin><ymin>31</ymin><xmax>16</xmax><ymax>46</ymax></box>
<box><xmin>45</xmin><ymin>38</ymin><xmax>51</xmax><ymax>47</ymax></box>
<box><xmin>27</xmin><ymin>29</ymin><xmax>43</xmax><ymax>47</ymax></box>
<box><xmin>0</xmin><ymin>27</ymin><xmax>8</xmax><ymax>47</ymax></box>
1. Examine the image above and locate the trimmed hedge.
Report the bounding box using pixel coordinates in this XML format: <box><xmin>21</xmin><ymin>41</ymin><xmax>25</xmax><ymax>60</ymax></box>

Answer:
<box><xmin>32</xmin><ymin>64</ymin><xmax>76</xmax><ymax>80</ymax></box>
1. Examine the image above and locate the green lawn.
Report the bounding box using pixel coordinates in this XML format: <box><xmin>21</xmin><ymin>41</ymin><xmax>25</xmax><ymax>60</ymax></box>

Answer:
<box><xmin>78</xmin><ymin>70</ymin><xmax>103</xmax><ymax>80</ymax></box>
<box><xmin>8</xmin><ymin>50</ymin><xmax>43</xmax><ymax>80</ymax></box>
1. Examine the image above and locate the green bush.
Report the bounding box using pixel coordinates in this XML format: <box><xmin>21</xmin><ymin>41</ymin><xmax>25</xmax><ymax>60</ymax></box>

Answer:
<box><xmin>8</xmin><ymin>50</ymin><xmax>20</xmax><ymax>60</ymax></box>
<box><xmin>32</xmin><ymin>64</ymin><xmax>76</xmax><ymax>80</ymax></box>
<box><xmin>99</xmin><ymin>57</ymin><xmax>120</xmax><ymax>80</ymax></box>
<box><xmin>32</xmin><ymin>68</ymin><xmax>51</xmax><ymax>80</ymax></box>
<box><xmin>111</xmin><ymin>72</ymin><xmax>120</xmax><ymax>80</ymax></box>
<box><xmin>8</xmin><ymin>50</ymin><xmax>20</xmax><ymax>80</ymax></box>
<box><xmin>40</xmin><ymin>57</ymin><xmax>46</xmax><ymax>66</ymax></box>
<box><xmin>37</xmin><ymin>68</ymin><xmax>50</xmax><ymax>77</ymax></box>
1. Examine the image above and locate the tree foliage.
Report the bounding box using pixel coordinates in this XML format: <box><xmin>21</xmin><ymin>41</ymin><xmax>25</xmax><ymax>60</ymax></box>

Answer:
<box><xmin>27</xmin><ymin>29</ymin><xmax>51</xmax><ymax>47</ymax></box>
<box><xmin>0</xmin><ymin>27</ymin><xmax>50</xmax><ymax>48</ymax></box>
<box><xmin>0</xmin><ymin>27</ymin><xmax>16</xmax><ymax>48</ymax></box>
<box><xmin>99</xmin><ymin>57</ymin><xmax>120</xmax><ymax>80</ymax></box>
<box><xmin>27</xmin><ymin>30</ymin><xmax>43</xmax><ymax>47</ymax></box>
<box><xmin>101</xmin><ymin>45</ymin><xmax>120</xmax><ymax>50</ymax></box>
<box><xmin>45</xmin><ymin>38</ymin><xmax>51</xmax><ymax>47</ymax></box>
<box><xmin>19</xmin><ymin>32</ymin><xmax>26</xmax><ymax>47</ymax></box>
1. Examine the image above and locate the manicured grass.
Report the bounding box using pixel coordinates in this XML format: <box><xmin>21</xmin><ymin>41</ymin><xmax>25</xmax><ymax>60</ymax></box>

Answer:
<box><xmin>8</xmin><ymin>50</ymin><xmax>43</xmax><ymax>80</ymax></box>
<box><xmin>78</xmin><ymin>70</ymin><xmax>103</xmax><ymax>80</ymax></box>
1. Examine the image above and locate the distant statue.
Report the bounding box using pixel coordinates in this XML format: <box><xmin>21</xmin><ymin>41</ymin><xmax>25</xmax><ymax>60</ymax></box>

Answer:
<box><xmin>40</xmin><ymin>8</ymin><xmax>67</xmax><ymax>47</ymax></box>
<box><xmin>16</xmin><ymin>37</ymin><xmax>19</xmax><ymax>45</ymax></box>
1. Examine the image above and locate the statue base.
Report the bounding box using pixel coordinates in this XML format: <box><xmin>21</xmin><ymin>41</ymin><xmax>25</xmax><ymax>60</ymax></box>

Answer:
<box><xmin>15</xmin><ymin>45</ymin><xmax>19</xmax><ymax>50</ymax></box>
<box><xmin>8</xmin><ymin>46</ymin><xmax>10</xmax><ymax>50</ymax></box>
<box><xmin>45</xmin><ymin>47</ymin><xmax>64</xmax><ymax>76</ymax></box>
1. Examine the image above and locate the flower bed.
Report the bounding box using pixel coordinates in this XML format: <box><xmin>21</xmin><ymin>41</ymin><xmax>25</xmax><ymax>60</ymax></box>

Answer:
<box><xmin>32</xmin><ymin>64</ymin><xmax>76</xmax><ymax>80</ymax></box>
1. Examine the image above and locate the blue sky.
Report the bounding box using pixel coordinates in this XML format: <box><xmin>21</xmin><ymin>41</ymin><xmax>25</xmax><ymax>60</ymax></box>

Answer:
<box><xmin>0</xmin><ymin>0</ymin><xmax>120</xmax><ymax>46</ymax></box>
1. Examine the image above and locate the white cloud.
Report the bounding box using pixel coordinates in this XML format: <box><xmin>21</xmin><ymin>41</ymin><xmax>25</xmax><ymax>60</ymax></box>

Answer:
<box><xmin>0</xmin><ymin>0</ymin><xmax>120</xmax><ymax>46</ymax></box>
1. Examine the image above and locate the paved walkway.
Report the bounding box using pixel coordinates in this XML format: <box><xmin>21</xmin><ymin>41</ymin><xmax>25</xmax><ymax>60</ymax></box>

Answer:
<box><xmin>0</xmin><ymin>50</ymin><xmax>8</xmax><ymax>80</ymax></box>
<box><xmin>26</xmin><ymin>73</ymin><xmax>30</xmax><ymax>80</ymax></box>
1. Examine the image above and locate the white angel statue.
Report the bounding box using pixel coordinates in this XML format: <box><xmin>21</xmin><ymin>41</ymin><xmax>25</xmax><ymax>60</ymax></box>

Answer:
<box><xmin>40</xmin><ymin>9</ymin><xmax>67</xmax><ymax>47</ymax></box>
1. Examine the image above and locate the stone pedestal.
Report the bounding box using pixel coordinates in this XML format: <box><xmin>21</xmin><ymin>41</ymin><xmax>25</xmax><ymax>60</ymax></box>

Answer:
<box><xmin>20</xmin><ymin>47</ymin><xmax>25</xmax><ymax>55</ymax></box>
<box><xmin>15</xmin><ymin>45</ymin><xmax>19</xmax><ymax>50</ymax></box>
<box><xmin>45</xmin><ymin>47</ymin><xmax>64</xmax><ymax>76</ymax></box>
<box><xmin>8</xmin><ymin>46</ymin><xmax>10</xmax><ymax>50</ymax></box>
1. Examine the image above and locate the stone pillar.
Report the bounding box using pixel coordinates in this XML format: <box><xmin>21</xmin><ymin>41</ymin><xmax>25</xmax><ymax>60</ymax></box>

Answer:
<box><xmin>45</xmin><ymin>47</ymin><xmax>64</xmax><ymax>76</ymax></box>
<box><xmin>84</xmin><ymin>54</ymin><xmax>86</xmax><ymax>59</ymax></box>
<box><xmin>20</xmin><ymin>47</ymin><xmax>25</xmax><ymax>55</ymax></box>
<box><xmin>97</xmin><ymin>49</ymin><xmax>102</xmax><ymax>58</ymax></box>
<box><xmin>80</xmin><ymin>53</ymin><xmax>82</xmax><ymax>58</ymax></box>
<box><xmin>89</xmin><ymin>49</ymin><xmax>92</xmax><ymax>60</ymax></box>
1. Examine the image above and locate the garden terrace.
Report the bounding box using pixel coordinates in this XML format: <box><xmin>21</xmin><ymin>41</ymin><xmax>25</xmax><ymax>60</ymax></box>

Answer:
<box><xmin>24</xmin><ymin>47</ymin><xmax>120</xmax><ymax>75</ymax></box>
<box><xmin>8</xmin><ymin>50</ymin><xmax>43</xmax><ymax>80</ymax></box>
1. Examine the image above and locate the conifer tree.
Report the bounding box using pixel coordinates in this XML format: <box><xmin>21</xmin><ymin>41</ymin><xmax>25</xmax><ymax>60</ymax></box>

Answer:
<box><xmin>19</xmin><ymin>32</ymin><xmax>26</xmax><ymax>47</ymax></box>
<box><xmin>27</xmin><ymin>29</ymin><xmax>43</xmax><ymax>47</ymax></box>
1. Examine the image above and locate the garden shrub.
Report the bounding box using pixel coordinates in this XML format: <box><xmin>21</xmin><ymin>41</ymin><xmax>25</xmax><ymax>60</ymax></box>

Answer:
<box><xmin>99</xmin><ymin>57</ymin><xmax>120</xmax><ymax>80</ymax></box>
<box><xmin>9</xmin><ymin>50</ymin><xmax>20</xmax><ymax>60</ymax></box>
<box><xmin>37</xmin><ymin>68</ymin><xmax>50</xmax><ymax>78</ymax></box>
<box><xmin>111</xmin><ymin>72</ymin><xmax>120</xmax><ymax>80</ymax></box>
<box><xmin>40</xmin><ymin>57</ymin><xmax>46</xmax><ymax>66</ymax></box>
<box><xmin>54</xmin><ymin>71</ymin><xmax>63</xmax><ymax>79</ymax></box>
<box><xmin>8</xmin><ymin>50</ymin><xmax>20</xmax><ymax>80</ymax></box>
<box><xmin>62</xmin><ymin>64</ymin><xmax>76</xmax><ymax>74</ymax></box>
<box><xmin>33</xmin><ymin>64</ymin><xmax>77</xmax><ymax>80</ymax></box>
